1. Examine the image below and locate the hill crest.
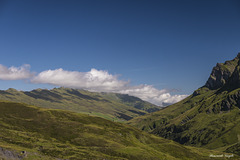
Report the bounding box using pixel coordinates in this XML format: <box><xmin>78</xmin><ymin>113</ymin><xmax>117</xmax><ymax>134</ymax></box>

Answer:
<box><xmin>129</xmin><ymin>53</ymin><xmax>240</xmax><ymax>156</ymax></box>
<box><xmin>0</xmin><ymin>87</ymin><xmax>161</xmax><ymax>121</ymax></box>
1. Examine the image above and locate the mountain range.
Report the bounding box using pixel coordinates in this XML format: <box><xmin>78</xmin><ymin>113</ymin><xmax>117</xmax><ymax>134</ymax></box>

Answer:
<box><xmin>129</xmin><ymin>53</ymin><xmax>240</xmax><ymax>156</ymax></box>
<box><xmin>0</xmin><ymin>87</ymin><xmax>160</xmax><ymax>121</ymax></box>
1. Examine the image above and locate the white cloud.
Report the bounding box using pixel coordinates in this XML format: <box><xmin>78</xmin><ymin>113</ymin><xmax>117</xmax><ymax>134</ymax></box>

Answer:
<box><xmin>162</xmin><ymin>94</ymin><xmax>189</xmax><ymax>104</ymax></box>
<box><xmin>0</xmin><ymin>64</ymin><xmax>34</xmax><ymax>80</ymax></box>
<box><xmin>118</xmin><ymin>84</ymin><xmax>188</xmax><ymax>105</ymax></box>
<box><xmin>32</xmin><ymin>68</ymin><xmax>188</xmax><ymax>106</ymax></box>
<box><xmin>31</xmin><ymin>68</ymin><xmax>128</xmax><ymax>92</ymax></box>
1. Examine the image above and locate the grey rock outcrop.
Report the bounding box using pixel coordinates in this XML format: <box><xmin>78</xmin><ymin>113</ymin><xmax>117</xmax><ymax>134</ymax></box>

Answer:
<box><xmin>0</xmin><ymin>147</ymin><xmax>23</xmax><ymax>160</ymax></box>
<box><xmin>205</xmin><ymin>53</ymin><xmax>240</xmax><ymax>90</ymax></box>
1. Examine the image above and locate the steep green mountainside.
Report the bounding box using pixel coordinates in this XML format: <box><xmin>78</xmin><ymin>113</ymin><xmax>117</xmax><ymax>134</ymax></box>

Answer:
<box><xmin>128</xmin><ymin>53</ymin><xmax>240</xmax><ymax>156</ymax></box>
<box><xmin>0</xmin><ymin>87</ymin><xmax>160</xmax><ymax>121</ymax></box>
<box><xmin>0</xmin><ymin>101</ymin><xmax>224</xmax><ymax>160</ymax></box>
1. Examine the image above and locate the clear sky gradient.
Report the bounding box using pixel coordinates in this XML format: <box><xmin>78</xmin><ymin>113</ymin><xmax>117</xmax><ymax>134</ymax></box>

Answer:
<box><xmin>0</xmin><ymin>0</ymin><xmax>240</xmax><ymax>105</ymax></box>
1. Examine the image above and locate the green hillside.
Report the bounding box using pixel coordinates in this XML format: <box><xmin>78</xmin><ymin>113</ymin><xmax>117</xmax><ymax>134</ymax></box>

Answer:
<box><xmin>0</xmin><ymin>101</ymin><xmax>225</xmax><ymax>160</ymax></box>
<box><xmin>128</xmin><ymin>53</ymin><xmax>240</xmax><ymax>156</ymax></box>
<box><xmin>0</xmin><ymin>87</ymin><xmax>160</xmax><ymax>121</ymax></box>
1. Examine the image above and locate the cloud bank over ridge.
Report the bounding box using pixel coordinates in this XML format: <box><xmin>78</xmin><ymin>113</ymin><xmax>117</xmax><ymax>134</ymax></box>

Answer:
<box><xmin>0</xmin><ymin>64</ymin><xmax>188</xmax><ymax>106</ymax></box>
<box><xmin>32</xmin><ymin>68</ymin><xmax>188</xmax><ymax>106</ymax></box>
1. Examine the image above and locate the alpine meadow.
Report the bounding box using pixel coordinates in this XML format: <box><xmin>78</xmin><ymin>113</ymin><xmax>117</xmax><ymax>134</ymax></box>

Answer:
<box><xmin>0</xmin><ymin>0</ymin><xmax>240</xmax><ymax>160</ymax></box>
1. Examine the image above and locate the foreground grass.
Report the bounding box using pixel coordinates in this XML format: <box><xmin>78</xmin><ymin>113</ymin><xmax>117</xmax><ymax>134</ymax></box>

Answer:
<box><xmin>0</xmin><ymin>101</ymin><xmax>229</xmax><ymax>159</ymax></box>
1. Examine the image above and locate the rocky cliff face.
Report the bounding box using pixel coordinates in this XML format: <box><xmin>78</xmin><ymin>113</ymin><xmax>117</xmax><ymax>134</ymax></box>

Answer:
<box><xmin>220</xmin><ymin>90</ymin><xmax>240</xmax><ymax>110</ymax></box>
<box><xmin>205</xmin><ymin>53</ymin><xmax>240</xmax><ymax>90</ymax></box>
<box><xmin>226</xmin><ymin>63</ymin><xmax>240</xmax><ymax>90</ymax></box>
<box><xmin>204</xmin><ymin>53</ymin><xmax>240</xmax><ymax>110</ymax></box>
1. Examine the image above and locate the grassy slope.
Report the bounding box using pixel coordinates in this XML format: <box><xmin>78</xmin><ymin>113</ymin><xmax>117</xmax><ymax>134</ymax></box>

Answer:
<box><xmin>128</xmin><ymin>54</ymin><xmax>240</xmax><ymax>155</ymax></box>
<box><xmin>129</xmin><ymin>87</ymin><xmax>240</xmax><ymax>154</ymax></box>
<box><xmin>0</xmin><ymin>87</ymin><xmax>160</xmax><ymax>121</ymax></box>
<box><xmin>0</xmin><ymin>101</ymin><xmax>225</xmax><ymax>160</ymax></box>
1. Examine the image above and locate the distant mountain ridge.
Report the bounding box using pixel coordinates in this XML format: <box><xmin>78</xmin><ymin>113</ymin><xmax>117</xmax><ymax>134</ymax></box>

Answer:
<box><xmin>0</xmin><ymin>87</ymin><xmax>161</xmax><ymax>121</ymax></box>
<box><xmin>129</xmin><ymin>53</ymin><xmax>240</xmax><ymax>156</ymax></box>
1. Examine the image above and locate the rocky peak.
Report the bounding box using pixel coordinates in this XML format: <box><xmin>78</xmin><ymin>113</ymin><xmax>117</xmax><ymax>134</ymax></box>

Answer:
<box><xmin>237</xmin><ymin>52</ymin><xmax>240</xmax><ymax>58</ymax></box>
<box><xmin>225</xmin><ymin>61</ymin><xmax>240</xmax><ymax>90</ymax></box>
<box><xmin>205</xmin><ymin>54</ymin><xmax>240</xmax><ymax>90</ymax></box>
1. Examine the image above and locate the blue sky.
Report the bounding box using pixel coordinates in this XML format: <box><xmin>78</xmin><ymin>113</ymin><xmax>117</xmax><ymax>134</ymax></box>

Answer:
<box><xmin>0</xmin><ymin>0</ymin><xmax>240</xmax><ymax>105</ymax></box>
